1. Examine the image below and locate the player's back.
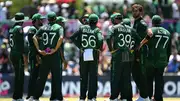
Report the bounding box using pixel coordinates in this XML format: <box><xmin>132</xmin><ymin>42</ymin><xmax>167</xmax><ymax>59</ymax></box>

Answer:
<box><xmin>9</xmin><ymin>25</ymin><xmax>24</xmax><ymax>54</ymax></box>
<box><xmin>79</xmin><ymin>25</ymin><xmax>101</xmax><ymax>50</ymax></box>
<box><xmin>148</xmin><ymin>27</ymin><xmax>170</xmax><ymax>65</ymax></box>
<box><xmin>111</xmin><ymin>24</ymin><xmax>137</xmax><ymax>51</ymax></box>
<box><xmin>38</xmin><ymin>23</ymin><xmax>62</xmax><ymax>50</ymax></box>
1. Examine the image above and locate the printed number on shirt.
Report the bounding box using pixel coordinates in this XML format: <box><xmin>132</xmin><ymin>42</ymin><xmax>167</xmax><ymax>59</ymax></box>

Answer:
<box><xmin>82</xmin><ymin>34</ymin><xmax>96</xmax><ymax>48</ymax></box>
<box><xmin>42</xmin><ymin>32</ymin><xmax>56</xmax><ymax>45</ymax></box>
<box><xmin>9</xmin><ymin>34</ymin><xmax>14</xmax><ymax>47</ymax></box>
<box><xmin>118</xmin><ymin>34</ymin><xmax>133</xmax><ymax>48</ymax></box>
<box><xmin>155</xmin><ymin>35</ymin><xmax>169</xmax><ymax>48</ymax></box>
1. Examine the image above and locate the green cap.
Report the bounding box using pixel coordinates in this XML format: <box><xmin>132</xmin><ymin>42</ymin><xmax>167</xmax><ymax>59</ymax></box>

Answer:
<box><xmin>32</xmin><ymin>13</ymin><xmax>45</xmax><ymax>21</ymax></box>
<box><xmin>110</xmin><ymin>13</ymin><xmax>122</xmax><ymax>24</ymax></box>
<box><xmin>152</xmin><ymin>15</ymin><xmax>162</xmax><ymax>25</ymax></box>
<box><xmin>56</xmin><ymin>16</ymin><xmax>67</xmax><ymax>23</ymax></box>
<box><xmin>123</xmin><ymin>18</ymin><xmax>131</xmax><ymax>26</ymax></box>
<box><xmin>89</xmin><ymin>14</ymin><xmax>99</xmax><ymax>22</ymax></box>
<box><xmin>11</xmin><ymin>12</ymin><xmax>29</xmax><ymax>22</ymax></box>
<box><xmin>47</xmin><ymin>12</ymin><xmax>56</xmax><ymax>20</ymax></box>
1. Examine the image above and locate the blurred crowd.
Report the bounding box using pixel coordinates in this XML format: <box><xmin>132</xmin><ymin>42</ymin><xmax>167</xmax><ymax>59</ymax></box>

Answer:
<box><xmin>0</xmin><ymin>0</ymin><xmax>180</xmax><ymax>76</ymax></box>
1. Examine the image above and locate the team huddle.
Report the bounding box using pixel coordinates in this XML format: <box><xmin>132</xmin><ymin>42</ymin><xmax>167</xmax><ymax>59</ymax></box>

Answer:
<box><xmin>9</xmin><ymin>3</ymin><xmax>170</xmax><ymax>101</ymax></box>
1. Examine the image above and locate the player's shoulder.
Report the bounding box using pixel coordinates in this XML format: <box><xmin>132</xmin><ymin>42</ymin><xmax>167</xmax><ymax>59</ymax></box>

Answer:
<box><xmin>40</xmin><ymin>24</ymin><xmax>48</xmax><ymax>30</ymax></box>
<box><xmin>124</xmin><ymin>24</ymin><xmax>132</xmax><ymax>29</ymax></box>
<box><xmin>14</xmin><ymin>25</ymin><xmax>22</xmax><ymax>29</ymax></box>
<box><xmin>29</xmin><ymin>26</ymin><xmax>36</xmax><ymax>30</ymax></box>
<box><xmin>29</xmin><ymin>26</ymin><xmax>37</xmax><ymax>31</ymax></box>
<box><xmin>52</xmin><ymin>23</ymin><xmax>63</xmax><ymax>30</ymax></box>
<box><xmin>80</xmin><ymin>25</ymin><xmax>90</xmax><ymax>29</ymax></box>
<box><xmin>112</xmin><ymin>23</ymin><xmax>122</xmax><ymax>29</ymax></box>
<box><xmin>28</xmin><ymin>26</ymin><xmax>37</xmax><ymax>33</ymax></box>
<box><xmin>161</xmin><ymin>27</ymin><xmax>170</xmax><ymax>35</ymax></box>
<box><xmin>13</xmin><ymin>25</ymin><xmax>23</xmax><ymax>33</ymax></box>
<box><xmin>94</xmin><ymin>27</ymin><xmax>101</xmax><ymax>33</ymax></box>
<box><xmin>140</xmin><ymin>19</ymin><xmax>147</xmax><ymax>27</ymax></box>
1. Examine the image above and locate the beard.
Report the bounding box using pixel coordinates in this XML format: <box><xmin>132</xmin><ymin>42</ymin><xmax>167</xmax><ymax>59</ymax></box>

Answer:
<box><xmin>133</xmin><ymin>14</ymin><xmax>140</xmax><ymax>19</ymax></box>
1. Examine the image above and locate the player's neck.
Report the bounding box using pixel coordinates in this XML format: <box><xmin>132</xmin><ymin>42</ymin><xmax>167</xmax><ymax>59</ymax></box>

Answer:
<box><xmin>135</xmin><ymin>16</ymin><xmax>142</xmax><ymax>20</ymax></box>
<box><xmin>34</xmin><ymin>24</ymin><xmax>39</xmax><ymax>29</ymax></box>
<box><xmin>48</xmin><ymin>22</ymin><xmax>55</xmax><ymax>25</ymax></box>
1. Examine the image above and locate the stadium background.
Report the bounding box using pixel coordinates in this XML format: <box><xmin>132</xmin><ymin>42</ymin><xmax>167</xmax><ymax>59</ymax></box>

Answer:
<box><xmin>0</xmin><ymin>0</ymin><xmax>180</xmax><ymax>100</ymax></box>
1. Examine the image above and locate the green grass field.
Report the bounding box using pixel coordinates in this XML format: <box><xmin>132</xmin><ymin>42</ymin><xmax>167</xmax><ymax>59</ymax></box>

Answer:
<box><xmin>1</xmin><ymin>97</ymin><xmax>180</xmax><ymax>101</ymax></box>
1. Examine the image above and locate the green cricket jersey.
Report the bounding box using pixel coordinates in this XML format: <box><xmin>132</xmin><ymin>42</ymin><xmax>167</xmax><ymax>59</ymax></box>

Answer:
<box><xmin>28</xmin><ymin>26</ymin><xmax>38</xmax><ymax>57</ymax></box>
<box><xmin>133</xmin><ymin>17</ymin><xmax>148</xmax><ymax>60</ymax></box>
<box><xmin>9</xmin><ymin>25</ymin><xmax>24</xmax><ymax>54</ymax></box>
<box><xmin>147</xmin><ymin>27</ymin><xmax>170</xmax><ymax>67</ymax></box>
<box><xmin>71</xmin><ymin>25</ymin><xmax>103</xmax><ymax>50</ymax></box>
<box><xmin>110</xmin><ymin>24</ymin><xmax>139</xmax><ymax>51</ymax></box>
<box><xmin>36</xmin><ymin>23</ymin><xmax>64</xmax><ymax>51</ymax></box>
<box><xmin>133</xmin><ymin>17</ymin><xmax>147</xmax><ymax>40</ymax></box>
<box><xmin>108</xmin><ymin>23</ymin><xmax>140</xmax><ymax>62</ymax></box>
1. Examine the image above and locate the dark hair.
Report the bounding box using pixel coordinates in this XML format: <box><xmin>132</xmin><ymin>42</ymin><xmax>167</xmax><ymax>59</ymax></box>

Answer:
<box><xmin>48</xmin><ymin>17</ymin><xmax>56</xmax><ymax>22</ymax></box>
<box><xmin>32</xmin><ymin>20</ymin><xmax>36</xmax><ymax>24</ymax></box>
<box><xmin>153</xmin><ymin>23</ymin><xmax>161</xmax><ymax>27</ymax></box>
<box><xmin>89</xmin><ymin>21</ymin><xmax>97</xmax><ymax>26</ymax></box>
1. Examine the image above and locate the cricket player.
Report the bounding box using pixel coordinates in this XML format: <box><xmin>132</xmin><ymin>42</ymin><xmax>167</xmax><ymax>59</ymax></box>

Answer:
<box><xmin>139</xmin><ymin>15</ymin><xmax>171</xmax><ymax>101</ymax></box>
<box><xmin>131</xmin><ymin>3</ymin><xmax>150</xmax><ymax>101</ymax></box>
<box><xmin>79</xmin><ymin>14</ymin><xmax>89</xmax><ymax>25</ymax></box>
<box><xmin>9</xmin><ymin>12</ymin><xmax>29</xmax><ymax>101</ymax></box>
<box><xmin>107</xmin><ymin>13</ymin><xmax>138</xmax><ymax>101</ymax></box>
<box><xmin>33</xmin><ymin>12</ymin><xmax>64</xmax><ymax>101</ymax></box>
<box><xmin>56</xmin><ymin>16</ymin><xmax>68</xmax><ymax>69</ymax></box>
<box><xmin>70</xmin><ymin>14</ymin><xmax>103</xmax><ymax>101</ymax></box>
<box><xmin>26</xmin><ymin>13</ymin><xmax>44</xmax><ymax>101</ymax></box>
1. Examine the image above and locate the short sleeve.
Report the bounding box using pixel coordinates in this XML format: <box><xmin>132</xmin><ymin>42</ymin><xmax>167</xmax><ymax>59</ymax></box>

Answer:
<box><xmin>35</xmin><ymin>29</ymin><xmax>42</xmax><ymax>37</ymax></box>
<box><xmin>140</xmin><ymin>20</ymin><xmax>148</xmax><ymax>32</ymax></box>
<box><xmin>59</xmin><ymin>27</ymin><xmax>64</xmax><ymax>38</ymax></box>
<box><xmin>97</xmin><ymin>30</ymin><xmax>103</xmax><ymax>41</ymax></box>
<box><xmin>15</xmin><ymin>27</ymin><xmax>23</xmax><ymax>34</ymax></box>
<box><xmin>28</xmin><ymin>28</ymin><xmax>36</xmax><ymax>35</ymax></box>
<box><xmin>106</xmin><ymin>26</ymin><xmax>113</xmax><ymax>39</ymax></box>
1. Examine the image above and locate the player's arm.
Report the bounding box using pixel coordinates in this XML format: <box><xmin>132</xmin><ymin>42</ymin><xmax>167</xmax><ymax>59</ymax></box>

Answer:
<box><xmin>106</xmin><ymin>27</ymin><xmax>113</xmax><ymax>52</ymax></box>
<box><xmin>97</xmin><ymin>30</ymin><xmax>104</xmax><ymax>52</ymax></box>
<box><xmin>107</xmin><ymin>27</ymin><xmax>117</xmax><ymax>53</ymax></box>
<box><xmin>167</xmin><ymin>32</ymin><xmax>171</xmax><ymax>62</ymax></box>
<box><xmin>33</xmin><ymin>29</ymin><xmax>46</xmax><ymax>56</ymax></box>
<box><xmin>33</xmin><ymin>34</ymin><xmax>40</xmax><ymax>52</ymax></box>
<box><xmin>60</xmin><ymin>50</ymin><xmax>68</xmax><ymax>69</ymax></box>
<box><xmin>70</xmin><ymin>28</ymin><xmax>81</xmax><ymax>49</ymax></box>
<box><xmin>139</xmin><ymin>28</ymin><xmax>153</xmax><ymax>49</ymax></box>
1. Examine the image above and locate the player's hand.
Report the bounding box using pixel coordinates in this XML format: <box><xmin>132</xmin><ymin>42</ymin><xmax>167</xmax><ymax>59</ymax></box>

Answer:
<box><xmin>63</xmin><ymin>60</ymin><xmax>68</xmax><ymax>69</ymax></box>
<box><xmin>38</xmin><ymin>50</ymin><xmax>47</xmax><ymax>56</ymax></box>
<box><xmin>110</xmin><ymin>49</ymin><xmax>118</xmax><ymax>54</ymax></box>
<box><xmin>48</xmin><ymin>48</ymin><xmax>56</xmax><ymax>55</ymax></box>
<box><xmin>135</xmin><ymin>45</ymin><xmax>141</xmax><ymax>51</ymax></box>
